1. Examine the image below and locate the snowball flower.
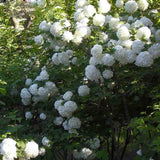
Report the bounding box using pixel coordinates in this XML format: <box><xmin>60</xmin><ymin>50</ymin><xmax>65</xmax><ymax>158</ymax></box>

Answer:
<box><xmin>140</xmin><ymin>17</ymin><xmax>153</xmax><ymax>27</ymax></box>
<box><xmin>91</xmin><ymin>44</ymin><xmax>103</xmax><ymax>56</ymax></box>
<box><xmin>136</xmin><ymin>26</ymin><xmax>151</xmax><ymax>40</ymax></box>
<box><xmin>54</xmin><ymin>117</ymin><xmax>64</xmax><ymax>126</ymax></box>
<box><xmin>39</xmin><ymin>147</ymin><xmax>46</xmax><ymax>156</ymax></box>
<box><xmin>36</xmin><ymin>69</ymin><xmax>49</xmax><ymax>81</ymax></box>
<box><xmin>125</xmin><ymin>0</ymin><xmax>138</xmax><ymax>14</ymax></box>
<box><xmin>102</xmin><ymin>70</ymin><xmax>113</xmax><ymax>79</ymax></box>
<box><xmin>155</xmin><ymin>29</ymin><xmax>160</xmax><ymax>43</ymax></box>
<box><xmin>28</xmin><ymin>84</ymin><xmax>38</xmax><ymax>96</ymax></box>
<box><xmin>98</xmin><ymin>0</ymin><xmax>111</xmax><ymax>13</ymax></box>
<box><xmin>102</xmin><ymin>53</ymin><xmax>115</xmax><ymax>66</ymax></box>
<box><xmin>63</xmin><ymin>91</ymin><xmax>73</xmax><ymax>101</ymax></box>
<box><xmin>40</xmin><ymin>113</ymin><xmax>46</xmax><ymax>120</ymax></box>
<box><xmin>78</xmin><ymin>85</ymin><xmax>90</xmax><ymax>96</ymax></box>
<box><xmin>148</xmin><ymin>43</ymin><xmax>160</xmax><ymax>59</ymax></box>
<box><xmin>137</xmin><ymin>0</ymin><xmax>149</xmax><ymax>11</ymax></box>
<box><xmin>34</xmin><ymin>35</ymin><xmax>44</xmax><ymax>45</ymax></box>
<box><xmin>0</xmin><ymin>138</ymin><xmax>17</xmax><ymax>160</ymax></box>
<box><xmin>135</xmin><ymin>51</ymin><xmax>153</xmax><ymax>67</ymax></box>
<box><xmin>54</xmin><ymin>99</ymin><xmax>64</xmax><ymax>110</ymax></box>
<box><xmin>25</xmin><ymin>112</ymin><xmax>33</xmax><ymax>119</ymax></box>
<box><xmin>52</xmin><ymin>53</ymin><xmax>60</xmax><ymax>65</ymax></box>
<box><xmin>81</xmin><ymin>148</ymin><xmax>93</xmax><ymax>159</ymax></box>
<box><xmin>45</xmin><ymin>81</ymin><xmax>58</xmax><ymax>95</ymax></box>
<box><xmin>85</xmin><ymin>65</ymin><xmax>101</xmax><ymax>82</ymax></box>
<box><xmin>25</xmin><ymin>79</ymin><xmax>32</xmax><ymax>86</ymax></box>
<box><xmin>20</xmin><ymin>88</ymin><xmax>31</xmax><ymax>99</ymax></box>
<box><xmin>118</xmin><ymin>39</ymin><xmax>133</xmax><ymax>49</ymax></box>
<box><xmin>89</xmin><ymin>138</ymin><xmax>100</xmax><ymax>150</ymax></box>
<box><xmin>68</xmin><ymin>117</ymin><xmax>81</xmax><ymax>129</ymax></box>
<box><xmin>116</xmin><ymin>0</ymin><xmax>124</xmax><ymax>8</ymax></box>
<box><xmin>39</xmin><ymin>20</ymin><xmax>50</xmax><ymax>31</ymax></box>
<box><xmin>42</xmin><ymin>137</ymin><xmax>50</xmax><ymax>147</ymax></box>
<box><xmin>64</xmin><ymin>101</ymin><xmax>77</xmax><ymax>113</ymax></box>
<box><xmin>24</xmin><ymin>141</ymin><xmax>39</xmax><ymax>159</ymax></box>
<box><xmin>74</xmin><ymin>9</ymin><xmax>85</xmax><ymax>22</ymax></box>
<box><xmin>72</xmin><ymin>57</ymin><xmax>77</xmax><ymax>65</ymax></box>
<box><xmin>50</xmin><ymin>22</ymin><xmax>63</xmax><ymax>37</ymax></box>
<box><xmin>75</xmin><ymin>0</ymin><xmax>87</xmax><ymax>9</ymax></box>
<box><xmin>93</xmin><ymin>14</ymin><xmax>105</xmax><ymax>27</ymax></box>
<box><xmin>117</xmin><ymin>26</ymin><xmax>130</xmax><ymax>41</ymax></box>
<box><xmin>109</xmin><ymin>17</ymin><xmax>120</xmax><ymax>30</ymax></box>
<box><xmin>22</xmin><ymin>98</ymin><xmax>31</xmax><ymax>106</ymax></box>
<box><xmin>83</xmin><ymin>5</ymin><xmax>96</xmax><ymax>17</ymax></box>
<box><xmin>136</xmin><ymin>149</ymin><xmax>142</xmax><ymax>156</ymax></box>
<box><xmin>99</xmin><ymin>32</ymin><xmax>108</xmax><ymax>42</ymax></box>
<box><xmin>62</xmin><ymin>31</ymin><xmax>73</xmax><ymax>42</ymax></box>
<box><xmin>132</xmin><ymin>40</ymin><xmax>144</xmax><ymax>53</ymax></box>
<box><xmin>58</xmin><ymin>52</ymin><xmax>70</xmax><ymax>66</ymax></box>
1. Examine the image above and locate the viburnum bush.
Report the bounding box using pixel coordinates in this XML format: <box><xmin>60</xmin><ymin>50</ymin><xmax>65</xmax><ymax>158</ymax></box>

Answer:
<box><xmin>1</xmin><ymin>0</ymin><xmax>160</xmax><ymax>159</ymax></box>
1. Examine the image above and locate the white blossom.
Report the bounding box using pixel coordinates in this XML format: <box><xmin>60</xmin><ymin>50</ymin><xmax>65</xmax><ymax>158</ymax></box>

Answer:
<box><xmin>102</xmin><ymin>54</ymin><xmax>115</xmax><ymax>66</ymax></box>
<box><xmin>155</xmin><ymin>29</ymin><xmax>160</xmax><ymax>43</ymax></box>
<box><xmin>63</xmin><ymin>91</ymin><xmax>73</xmax><ymax>101</ymax></box>
<box><xmin>116</xmin><ymin>0</ymin><xmax>124</xmax><ymax>8</ymax></box>
<box><xmin>93</xmin><ymin>14</ymin><xmax>105</xmax><ymax>27</ymax></box>
<box><xmin>75</xmin><ymin>0</ymin><xmax>87</xmax><ymax>9</ymax></box>
<box><xmin>109</xmin><ymin>17</ymin><xmax>120</xmax><ymax>30</ymax></box>
<box><xmin>50</xmin><ymin>22</ymin><xmax>63</xmax><ymax>37</ymax></box>
<box><xmin>20</xmin><ymin>88</ymin><xmax>31</xmax><ymax>99</ymax></box>
<box><xmin>132</xmin><ymin>40</ymin><xmax>144</xmax><ymax>53</ymax></box>
<box><xmin>62</xmin><ymin>31</ymin><xmax>73</xmax><ymax>42</ymax></box>
<box><xmin>89</xmin><ymin>138</ymin><xmax>100</xmax><ymax>150</ymax></box>
<box><xmin>54</xmin><ymin>117</ymin><xmax>64</xmax><ymax>126</ymax></box>
<box><xmin>40</xmin><ymin>113</ymin><xmax>47</xmax><ymax>120</ymax></box>
<box><xmin>135</xmin><ymin>51</ymin><xmax>153</xmax><ymax>67</ymax></box>
<box><xmin>25</xmin><ymin>79</ymin><xmax>32</xmax><ymax>86</ymax></box>
<box><xmin>125</xmin><ymin>0</ymin><xmax>138</xmax><ymax>14</ymax></box>
<box><xmin>137</xmin><ymin>0</ymin><xmax>149</xmax><ymax>11</ymax></box>
<box><xmin>81</xmin><ymin>148</ymin><xmax>93</xmax><ymax>159</ymax></box>
<box><xmin>42</xmin><ymin>137</ymin><xmax>50</xmax><ymax>147</ymax></box>
<box><xmin>98</xmin><ymin>0</ymin><xmax>111</xmax><ymax>13</ymax></box>
<box><xmin>83</xmin><ymin>5</ymin><xmax>96</xmax><ymax>18</ymax></box>
<box><xmin>136</xmin><ymin>26</ymin><xmax>151</xmax><ymax>40</ymax></box>
<box><xmin>85</xmin><ymin>65</ymin><xmax>101</xmax><ymax>82</ymax></box>
<box><xmin>78</xmin><ymin>85</ymin><xmax>90</xmax><ymax>96</ymax></box>
<box><xmin>0</xmin><ymin>138</ymin><xmax>17</xmax><ymax>160</ymax></box>
<box><xmin>39</xmin><ymin>20</ymin><xmax>50</xmax><ymax>31</ymax></box>
<box><xmin>52</xmin><ymin>53</ymin><xmax>60</xmax><ymax>65</ymax></box>
<box><xmin>39</xmin><ymin>147</ymin><xmax>46</xmax><ymax>156</ymax></box>
<box><xmin>117</xmin><ymin>26</ymin><xmax>130</xmax><ymax>41</ymax></box>
<box><xmin>102</xmin><ymin>70</ymin><xmax>113</xmax><ymax>79</ymax></box>
<box><xmin>24</xmin><ymin>141</ymin><xmax>39</xmax><ymax>159</ymax></box>
<box><xmin>28</xmin><ymin>84</ymin><xmax>38</xmax><ymax>96</ymax></box>
<box><xmin>54</xmin><ymin>99</ymin><xmax>64</xmax><ymax>110</ymax></box>
<box><xmin>68</xmin><ymin>117</ymin><xmax>81</xmax><ymax>129</ymax></box>
<box><xmin>148</xmin><ymin>43</ymin><xmax>160</xmax><ymax>59</ymax></box>
<box><xmin>34</xmin><ymin>35</ymin><xmax>44</xmax><ymax>45</ymax></box>
<box><xmin>25</xmin><ymin>112</ymin><xmax>33</xmax><ymax>119</ymax></box>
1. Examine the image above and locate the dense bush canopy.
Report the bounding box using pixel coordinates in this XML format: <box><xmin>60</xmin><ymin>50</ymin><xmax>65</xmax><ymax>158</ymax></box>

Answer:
<box><xmin>0</xmin><ymin>0</ymin><xmax>160</xmax><ymax>160</ymax></box>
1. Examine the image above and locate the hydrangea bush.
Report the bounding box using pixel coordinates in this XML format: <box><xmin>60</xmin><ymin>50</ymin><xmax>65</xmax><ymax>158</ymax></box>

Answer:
<box><xmin>1</xmin><ymin>0</ymin><xmax>160</xmax><ymax>159</ymax></box>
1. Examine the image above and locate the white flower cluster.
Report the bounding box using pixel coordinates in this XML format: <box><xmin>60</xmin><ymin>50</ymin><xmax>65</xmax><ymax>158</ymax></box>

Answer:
<box><xmin>54</xmin><ymin>91</ymin><xmax>82</xmax><ymax>133</ymax></box>
<box><xmin>0</xmin><ymin>138</ymin><xmax>17</xmax><ymax>160</ymax></box>
<box><xmin>34</xmin><ymin>35</ymin><xmax>44</xmax><ymax>45</ymax></box>
<box><xmin>89</xmin><ymin>138</ymin><xmax>100</xmax><ymax>150</ymax></box>
<box><xmin>73</xmin><ymin>148</ymin><xmax>93</xmax><ymax>159</ymax></box>
<box><xmin>25</xmin><ymin>111</ymin><xmax>33</xmax><ymax>119</ymax></box>
<box><xmin>39</xmin><ymin>20</ymin><xmax>51</xmax><ymax>32</ymax></box>
<box><xmin>78</xmin><ymin>85</ymin><xmax>90</xmax><ymax>96</ymax></box>
<box><xmin>21</xmin><ymin>68</ymin><xmax>58</xmax><ymax>105</ymax></box>
<box><xmin>24</xmin><ymin>141</ymin><xmax>39</xmax><ymax>159</ymax></box>
<box><xmin>52</xmin><ymin>50</ymin><xmax>74</xmax><ymax>66</ymax></box>
<box><xmin>41</xmin><ymin>137</ymin><xmax>50</xmax><ymax>147</ymax></box>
